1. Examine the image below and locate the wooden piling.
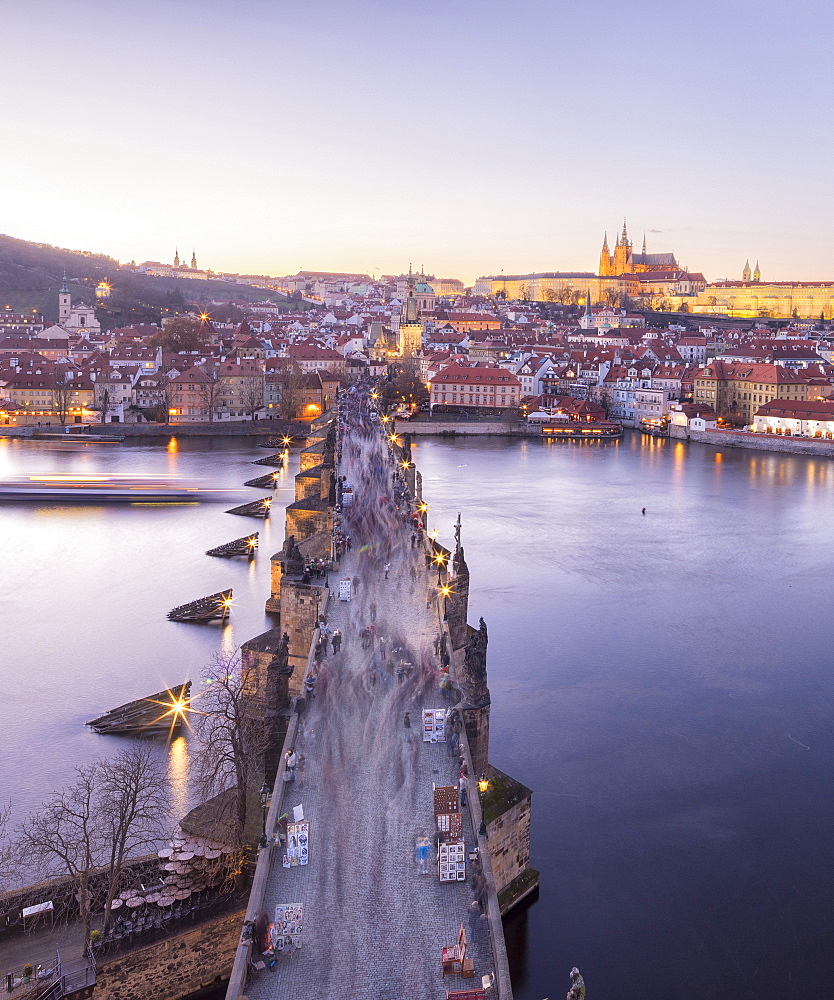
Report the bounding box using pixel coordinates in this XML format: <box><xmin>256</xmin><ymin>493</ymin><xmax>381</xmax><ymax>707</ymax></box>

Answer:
<box><xmin>243</xmin><ymin>473</ymin><xmax>280</xmax><ymax>489</ymax></box>
<box><xmin>206</xmin><ymin>534</ymin><xmax>258</xmax><ymax>558</ymax></box>
<box><xmin>226</xmin><ymin>497</ymin><xmax>272</xmax><ymax>517</ymax></box>
<box><xmin>167</xmin><ymin>589</ymin><xmax>233</xmax><ymax>622</ymax></box>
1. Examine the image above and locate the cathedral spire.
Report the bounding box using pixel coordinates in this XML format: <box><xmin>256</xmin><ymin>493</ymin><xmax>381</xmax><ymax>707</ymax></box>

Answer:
<box><xmin>642</xmin><ymin>233</ymin><xmax>647</xmax><ymax>256</ymax></box>
<box><xmin>602</xmin><ymin>231</ymin><xmax>609</xmax><ymax>250</ymax></box>
<box><xmin>753</xmin><ymin>260</ymin><xmax>761</xmax><ymax>282</ymax></box>
<box><xmin>585</xmin><ymin>289</ymin><xmax>593</xmax><ymax>317</ymax></box>
<box><xmin>622</xmin><ymin>218</ymin><xmax>629</xmax><ymax>246</ymax></box>
<box><xmin>743</xmin><ymin>259</ymin><xmax>751</xmax><ymax>282</ymax></box>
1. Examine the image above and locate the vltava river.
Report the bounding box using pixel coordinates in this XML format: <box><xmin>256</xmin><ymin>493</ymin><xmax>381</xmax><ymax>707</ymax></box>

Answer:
<box><xmin>2</xmin><ymin>431</ymin><xmax>833</xmax><ymax>1000</ymax></box>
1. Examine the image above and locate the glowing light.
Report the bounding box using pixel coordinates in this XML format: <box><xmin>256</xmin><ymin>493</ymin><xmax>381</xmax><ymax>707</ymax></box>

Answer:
<box><xmin>401</xmin><ymin>460</ymin><xmax>410</xmax><ymax>469</ymax></box>
<box><xmin>417</xmin><ymin>501</ymin><xmax>428</xmax><ymax>513</ymax></box>
<box><xmin>199</xmin><ymin>312</ymin><xmax>210</xmax><ymax>322</ymax></box>
<box><xmin>478</xmin><ymin>777</ymin><xmax>489</xmax><ymax>795</ymax></box>
<box><xmin>166</xmin><ymin>437</ymin><xmax>178</xmax><ymax>453</ymax></box>
<box><xmin>282</xmin><ymin>435</ymin><xmax>292</xmax><ymax>446</ymax></box>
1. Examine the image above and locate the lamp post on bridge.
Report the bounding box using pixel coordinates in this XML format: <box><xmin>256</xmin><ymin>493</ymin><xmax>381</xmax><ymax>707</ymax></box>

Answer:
<box><xmin>478</xmin><ymin>775</ymin><xmax>489</xmax><ymax>839</ymax></box>
<box><xmin>259</xmin><ymin>783</ymin><xmax>270</xmax><ymax>849</ymax></box>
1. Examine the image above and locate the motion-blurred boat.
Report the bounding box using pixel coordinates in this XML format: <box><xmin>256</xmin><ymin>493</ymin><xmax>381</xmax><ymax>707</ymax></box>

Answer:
<box><xmin>0</xmin><ymin>474</ymin><xmax>209</xmax><ymax>503</ymax></box>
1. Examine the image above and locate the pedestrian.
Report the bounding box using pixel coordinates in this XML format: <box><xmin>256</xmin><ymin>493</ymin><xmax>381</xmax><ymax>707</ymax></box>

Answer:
<box><xmin>384</xmin><ymin>562</ymin><xmax>391</xmax><ymax>579</ymax></box>
<box><xmin>404</xmin><ymin>711</ymin><xmax>411</xmax><ymax>729</ymax></box>
<box><xmin>304</xmin><ymin>674</ymin><xmax>316</xmax><ymax>700</ymax></box>
<box><xmin>331</xmin><ymin>629</ymin><xmax>341</xmax><ymax>654</ymax></box>
<box><xmin>448</xmin><ymin>729</ymin><xmax>460</xmax><ymax>757</ymax></box>
<box><xmin>641</xmin><ymin>507</ymin><xmax>646</xmax><ymax>515</ymax></box>
<box><xmin>352</xmin><ymin>575</ymin><xmax>360</xmax><ymax>595</ymax></box>
<box><xmin>459</xmin><ymin>771</ymin><xmax>469</xmax><ymax>807</ymax></box>
<box><xmin>370</xmin><ymin>601</ymin><xmax>377</xmax><ymax>624</ymax></box>
<box><xmin>434</xmin><ymin>635</ymin><xmax>441</xmax><ymax>655</ymax></box>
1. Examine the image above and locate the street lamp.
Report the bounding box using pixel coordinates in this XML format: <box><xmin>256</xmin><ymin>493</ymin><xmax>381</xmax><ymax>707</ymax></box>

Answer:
<box><xmin>478</xmin><ymin>775</ymin><xmax>489</xmax><ymax>839</ymax></box>
<box><xmin>440</xmin><ymin>583</ymin><xmax>451</xmax><ymax>620</ymax></box>
<box><xmin>259</xmin><ymin>783</ymin><xmax>271</xmax><ymax>849</ymax></box>
<box><xmin>434</xmin><ymin>552</ymin><xmax>446</xmax><ymax>584</ymax></box>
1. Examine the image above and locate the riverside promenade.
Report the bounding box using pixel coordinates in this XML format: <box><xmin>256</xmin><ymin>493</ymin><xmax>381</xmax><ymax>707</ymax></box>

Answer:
<box><xmin>229</xmin><ymin>396</ymin><xmax>511</xmax><ymax>1000</ymax></box>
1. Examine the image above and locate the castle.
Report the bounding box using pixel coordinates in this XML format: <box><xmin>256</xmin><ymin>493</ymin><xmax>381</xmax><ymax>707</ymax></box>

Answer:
<box><xmin>598</xmin><ymin>220</ymin><xmax>679</xmax><ymax>276</ymax></box>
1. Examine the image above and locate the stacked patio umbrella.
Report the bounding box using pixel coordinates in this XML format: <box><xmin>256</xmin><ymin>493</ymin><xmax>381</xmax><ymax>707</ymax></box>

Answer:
<box><xmin>107</xmin><ymin>830</ymin><xmax>234</xmax><ymax>939</ymax></box>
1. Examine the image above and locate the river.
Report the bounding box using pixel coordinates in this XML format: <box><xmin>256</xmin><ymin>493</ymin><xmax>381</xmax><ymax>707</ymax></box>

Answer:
<box><xmin>2</xmin><ymin>431</ymin><xmax>833</xmax><ymax>1000</ymax></box>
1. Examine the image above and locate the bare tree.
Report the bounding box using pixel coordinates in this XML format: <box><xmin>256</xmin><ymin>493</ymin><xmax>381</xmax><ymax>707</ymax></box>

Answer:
<box><xmin>16</xmin><ymin>748</ymin><xmax>166</xmax><ymax>948</ymax></box>
<box><xmin>0</xmin><ymin>803</ymin><xmax>14</xmax><ymax>892</ymax></box>
<box><xmin>99</xmin><ymin>746</ymin><xmax>166</xmax><ymax>936</ymax></box>
<box><xmin>54</xmin><ymin>380</ymin><xmax>74</xmax><ymax>426</ymax></box>
<box><xmin>18</xmin><ymin>765</ymin><xmax>98</xmax><ymax>947</ymax></box>
<box><xmin>196</xmin><ymin>368</ymin><xmax>228</xmax><ymax>422</ymax></box>
<box><xmin>240</xmin><ymin>375</ymin><xmax>264</xmax><ymax>421</ymax></box>
<box><xmin>192</xmin><ymin>652</ymin><xmax>269</xmax><ymax>850</ymax></box>
<box><xmin>274</xmin><ymin>361</ymin><xmax>303</xmax><ymax>420</ymax></box>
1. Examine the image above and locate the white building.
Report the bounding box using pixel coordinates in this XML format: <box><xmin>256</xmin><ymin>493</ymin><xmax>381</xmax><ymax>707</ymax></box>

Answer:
<box><xmin>58</xmin><ymin>276</ymin><xmax>101</xmax><ymax>336</ymax></box>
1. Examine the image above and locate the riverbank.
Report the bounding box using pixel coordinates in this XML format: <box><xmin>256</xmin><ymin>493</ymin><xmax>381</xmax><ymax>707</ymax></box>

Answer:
<box><xmin>684</xmin><ymin>426</ymin><xmax>834</xmax><ymax>457</ymax></box>
<box><xmin>1</xmin><ymin>421</ymin><xmax>306</xmax><ymax>440</ymax></box>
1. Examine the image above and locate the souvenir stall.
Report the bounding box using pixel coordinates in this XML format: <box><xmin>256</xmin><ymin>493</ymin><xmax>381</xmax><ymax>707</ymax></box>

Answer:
<box><xmin>434</xmin><ymin>785</ymin><xmax>466</xmax><ymax>882</ymax></box>
<box><xmin>282</xmin><ymin>820</ymin><xmax>310</xmax><ymax>868</ymax></box>
<box><xmin>264</xmin><ymin>903</ymin><xmax>304</xmax><ymax>957</ymax></box>
<box><xmin>422</xmin><ymin>708</ymin><xmax>447</xmax><ymax>742</ymax></box>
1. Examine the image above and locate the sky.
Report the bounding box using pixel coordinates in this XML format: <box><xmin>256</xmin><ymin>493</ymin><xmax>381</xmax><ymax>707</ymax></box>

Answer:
<box><xmin>2</xmin><ymin>0</ymin><xmax>833</xmax><ymax>284</ymax></box>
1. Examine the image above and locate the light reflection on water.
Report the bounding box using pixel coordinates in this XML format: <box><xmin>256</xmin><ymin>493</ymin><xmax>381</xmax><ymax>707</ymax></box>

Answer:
<box><xmin>167</xmin><ymin>736</ymin><xmax>190</xmax><ymax>820</ymax></box>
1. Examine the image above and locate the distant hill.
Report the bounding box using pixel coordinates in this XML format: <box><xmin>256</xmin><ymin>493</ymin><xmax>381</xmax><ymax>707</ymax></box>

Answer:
<box><xmin>0</xmin><ymin>234</ymin><xmax>289</xmax><ymax>329</ymax></box>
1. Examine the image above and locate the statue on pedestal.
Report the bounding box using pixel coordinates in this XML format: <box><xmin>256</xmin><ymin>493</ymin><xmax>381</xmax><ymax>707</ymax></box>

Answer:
<box><xmin>567</xmin><ymin>967</ymin><xmax>585</xmax><ymax>1000</ymax></box>
<box><xmin>462</xmin><ymin>617</ymin><xmax>489</xmax><ymax>705</ymax></box>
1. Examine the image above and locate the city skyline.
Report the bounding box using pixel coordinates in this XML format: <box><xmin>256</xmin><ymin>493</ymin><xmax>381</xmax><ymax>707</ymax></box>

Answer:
<box><xmin>3</xmin><ymin>0</ymin><xmax>833</xmax><ymax>283</ymax></box>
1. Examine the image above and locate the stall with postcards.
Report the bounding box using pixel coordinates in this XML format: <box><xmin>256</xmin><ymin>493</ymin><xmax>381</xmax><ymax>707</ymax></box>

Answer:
<box><xmin>282</xmin><ymin>820</ymin><xmax>310</xmax><ymax>868</ymax></box>
<box><xmin>434</xmin><ymin>785</ymin><xmax>466</xmax><ymax>882</ymax></box>
<box><xmin>265</xmin><ymin>903</ymin><xmax>303</xmax><ymax>956</ymax></box>
<box><xmin>422</xmin><ymin>708</ymin><xmax>447</xmax><ymax>742</ymax></box>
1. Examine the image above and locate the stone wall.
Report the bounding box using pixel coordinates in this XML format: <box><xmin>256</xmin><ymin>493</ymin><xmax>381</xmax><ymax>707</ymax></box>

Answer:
<box><xmin>396</xmin><ymin>420</ymin><xmax>524</xmax><ymax>436</ymax></box>
<box><xmin>284</xmin><ymin>497</ymin><xmax>331</xmax><ymax>541</ymax></box>
<box><xmin>94</xmin><ymin>909</ymin><xmax>245</xmax><ymax>1000</ymax></box>
<box><xmin>483</xmin><ymin>767</ymin><xmax>535</xmax><ymax>910</ymax></box>
<box><xmin>688</xmin><ymin>427</ymin><xmax>834</xmax><ymax>457</ymax></box>
<box><xmin>279</xmin><ymin>580</ymin><xmax>327</xmax><ymax>679</ymax></box>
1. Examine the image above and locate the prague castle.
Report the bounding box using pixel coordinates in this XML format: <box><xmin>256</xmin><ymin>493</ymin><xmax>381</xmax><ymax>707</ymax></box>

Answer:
<box><xmin>598</xmin><ymin>220</ymin><xmax>679</xmax><ymax>276</ymax></box>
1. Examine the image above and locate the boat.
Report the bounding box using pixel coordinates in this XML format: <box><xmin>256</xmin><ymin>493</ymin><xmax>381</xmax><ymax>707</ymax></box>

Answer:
<box><xmin>0</xmin><ymin>474</ymin><xmax>208</xmax><ymax>503</ymax></box>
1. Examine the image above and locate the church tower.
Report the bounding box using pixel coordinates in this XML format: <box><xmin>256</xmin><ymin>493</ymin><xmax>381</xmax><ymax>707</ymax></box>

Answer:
<box><xmin>191</xmin><ymin>250</ymin><xmax>197</xmax><ymax>270</ymax></box>
<box><xmin>612</xmin><ymin>219</ymin><xmax>632</xmax><ymax>274</ymax></box>
<box><xmin>58</xmin><ymin>271</ymin><xmax>71</xmax><ymax>325</ymax></box>
<box><xmin>599</xmin><ymin>233</ymin><xmax>612</xmax><ymax>276</ymax></box>
<box><xmin>174</xmin><ymin>248</ymin><xmax>180</xmax><ymax>267</ymax></box>
<box><xmin>743</xmin><ymin>260</ymin><xmax>751</xmax><ymax>282</ymax></box>
<box><xmin>398</xmin><ymin>264</ymin><xmax>423</xmax><ymax>358</ymax></box>
<box><xmin>753</xmin><ymin>261</ymin><xmax>761</xmax><ymax>282</ymax></box>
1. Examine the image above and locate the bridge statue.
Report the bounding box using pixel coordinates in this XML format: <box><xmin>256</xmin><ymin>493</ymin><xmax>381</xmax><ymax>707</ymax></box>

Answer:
<box><xmin>282</xmin><ymin>535</ymin><xmax>304</xmax><ymax>577</ymax></box>
<box><xmin>567</xmin><ymin>967</ymin><xmax>586</xmax><ymax>1000</ymax></box>
<box><xmin>462</xmin><ymin>617</ymin><xmax>489</xmax><ymax>705</ymax></box>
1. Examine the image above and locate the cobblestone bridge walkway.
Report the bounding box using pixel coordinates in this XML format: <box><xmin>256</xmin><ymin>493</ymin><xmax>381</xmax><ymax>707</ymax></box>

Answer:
<box><xmin>245</xmin><ymin>401</ymin><xmax>495</xmax><ymax>1000</ymax></box>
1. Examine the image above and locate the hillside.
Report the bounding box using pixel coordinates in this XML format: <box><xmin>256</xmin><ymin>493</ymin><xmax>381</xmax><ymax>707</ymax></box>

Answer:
<box><xmin>0</xmin><ymin>234</ymin><xmax>290</xmax><ymax>329</ymax></box>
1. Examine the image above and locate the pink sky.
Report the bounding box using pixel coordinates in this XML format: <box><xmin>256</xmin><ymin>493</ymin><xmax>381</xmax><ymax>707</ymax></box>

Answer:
<box><xmin>2</xmin><ymin>0</ymin><xmax>833</xmax><ymax>284</ymax></box>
